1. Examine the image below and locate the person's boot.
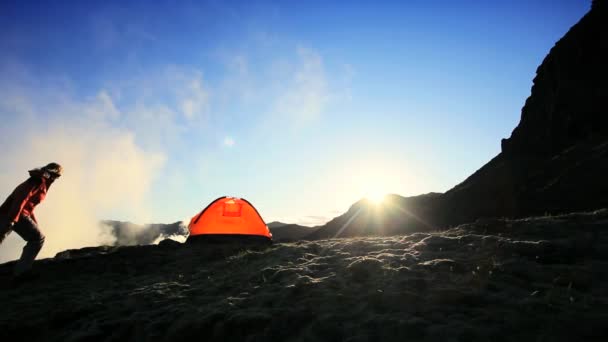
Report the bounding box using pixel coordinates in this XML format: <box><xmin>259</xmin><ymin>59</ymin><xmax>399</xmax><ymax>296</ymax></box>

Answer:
<box><xmin>12</xmin><ymin>237</ymin><xmax>44</xmax><ymax>284</ymax></box>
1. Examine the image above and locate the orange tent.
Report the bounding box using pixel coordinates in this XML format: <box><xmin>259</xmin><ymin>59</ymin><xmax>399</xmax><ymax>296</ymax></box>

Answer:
<box><xmin>187</xmin><ymin>196</ymin><xmax>272</xmax><ymax>242</ymax></box>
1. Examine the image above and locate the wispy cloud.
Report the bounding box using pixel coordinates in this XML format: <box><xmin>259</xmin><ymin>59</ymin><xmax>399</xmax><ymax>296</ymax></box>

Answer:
<box><xmin>171</xmin><ymin>67</ymin><xmax>210</xmax><ymax>121</ymax></box>
<box><xmin>274</xmin><ymin>47</ymin><xmax>330</xmax><ymax>125</ymax></box>
<box><xmin>215</xmin><ymin>53</ymin><xmax>257</xmax><ymax>105</ymax></box>
<box><xmin>106</xmin><ymin>65</ymin><xmax>211</xmax><ymax>150</ymax></box>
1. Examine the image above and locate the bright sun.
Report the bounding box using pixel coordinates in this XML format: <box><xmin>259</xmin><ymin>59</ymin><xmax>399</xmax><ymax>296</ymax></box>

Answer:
<box><xmin>364</xmin><ymin>190</ymin><xmax>387</xmax><ymax>205</ymax></box>
<box><xmin>352</xmin><ymin>167</ymin><xmax>398</xmax><ymax>206</ymax></box>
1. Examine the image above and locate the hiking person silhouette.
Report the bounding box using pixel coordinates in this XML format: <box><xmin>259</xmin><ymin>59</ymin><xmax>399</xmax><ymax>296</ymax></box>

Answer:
<box><xmin>0</xmin><ymin>163</ymin><xmax>62</xmax><ymax>279</ymax></box>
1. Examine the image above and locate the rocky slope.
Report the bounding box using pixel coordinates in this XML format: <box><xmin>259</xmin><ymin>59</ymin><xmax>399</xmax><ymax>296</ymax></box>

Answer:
<box><xmin>305</xmin><ymin>194</ymin><xmax>441</xmax><ymax>240</ymax></box>
<box><xmin>267</xmin><ymin>222</ymin><xmax>320</xmax><ymax>242</ymax></box>
<box><xmin>1</xmin><ymin>210</ymin><xmax>606</xmax><ymax>341</ymax></box>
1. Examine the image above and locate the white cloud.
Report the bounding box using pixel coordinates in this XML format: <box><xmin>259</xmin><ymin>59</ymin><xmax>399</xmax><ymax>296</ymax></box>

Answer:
<box><xmin>215</xmin><ymin>53</ymin><xmax>256</xmax><ymax>104</ymax></box>
<box><xmin>230</xmin><ymin>55</ymin><xmax>249</xmax><ymax>76</ymax></box>
<box><xmin>274</xmin><ymin>47</ymin><xmax>330</xmax><ymax>124</ymax></box>
<box><xmin>104</xmin><ymin>65</ymin><xmax>211</xmax><ymax>150</ymax></box>
<box><xmin>178</xmin><ymin>75</ymin><xmax>209</xmax><ymax>120</ymax></box>
<box><xmin>87</xmin><ymin>90</ymin><xmax>121</xmax><ymax>121</ymax></box>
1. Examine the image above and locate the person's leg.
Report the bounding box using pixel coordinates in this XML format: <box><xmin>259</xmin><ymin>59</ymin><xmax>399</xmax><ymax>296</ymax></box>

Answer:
<box><xmin>11</xmin><ymin>216</ymin><xmax>45</xmax><ymax>276</ymax></box>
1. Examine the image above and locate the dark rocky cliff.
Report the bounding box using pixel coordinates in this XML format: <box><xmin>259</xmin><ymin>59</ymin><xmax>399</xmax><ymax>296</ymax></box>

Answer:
<box><xmin>309</xmin><ymin>2</ymin><xmax>608</xmax><ymax>239</ymax></box>
<box><xmin>441</xmin><ymin>1</ymin><xmax>608</xmax><ymax>224</ymax></box>
<box><xmin>501</xmin><ymin>2</ymin><xmax>608</xmax><ymax>155</ymax></box>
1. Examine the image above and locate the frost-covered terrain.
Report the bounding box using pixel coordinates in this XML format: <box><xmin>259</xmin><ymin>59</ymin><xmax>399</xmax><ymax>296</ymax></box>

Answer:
<box><xmin>1</xmin><ymin>210</ymin><xmax>607</xmax><ymax>341</ymax></box>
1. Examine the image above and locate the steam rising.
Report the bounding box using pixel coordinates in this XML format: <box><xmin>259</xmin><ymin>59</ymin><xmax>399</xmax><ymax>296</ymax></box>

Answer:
<box><xmin>0</xmin><ymin>67</ymin><xmax>167</xmax><ymax>263</ymax></box>
<box><xmin>100</xmin><ymin>221</ymin><xmax>189</xmax><ymax>245</ymax></box>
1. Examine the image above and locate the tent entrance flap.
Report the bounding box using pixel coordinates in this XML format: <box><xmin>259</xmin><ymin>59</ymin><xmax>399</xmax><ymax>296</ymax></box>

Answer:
<box><xmin>223</xmin><ymin>200</ymin><xmax>243</xmax><ymax>217</ymax></box>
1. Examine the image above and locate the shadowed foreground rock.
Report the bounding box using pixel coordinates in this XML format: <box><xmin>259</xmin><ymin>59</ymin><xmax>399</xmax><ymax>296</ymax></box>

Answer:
<box><xmin>1</xmin><ymin>210</ymin><xmax>607</xmax><ymax>341</ymax></box>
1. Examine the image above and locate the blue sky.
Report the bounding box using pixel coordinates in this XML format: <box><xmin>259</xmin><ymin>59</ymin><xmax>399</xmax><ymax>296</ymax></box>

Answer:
<box><xmin>0</xmin><ymin>0</ymin><xmax>591</xmax><ymax>231</ymax></box>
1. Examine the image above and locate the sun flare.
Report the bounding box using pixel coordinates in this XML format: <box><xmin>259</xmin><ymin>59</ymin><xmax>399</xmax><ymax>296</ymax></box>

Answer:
<box><xmin>364</xmin><ymin>190</ymin><xmax>387</xmax><ymax>205</ymax></box>
<box><xmin>350</xmin><ymin>165</ymin><xmax>403</xmax><ymax>207</ymax></box>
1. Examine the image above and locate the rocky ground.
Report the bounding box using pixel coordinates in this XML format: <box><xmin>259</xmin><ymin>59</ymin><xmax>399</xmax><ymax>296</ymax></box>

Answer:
<box><xmin>1</xmin><ymin>210</ymin><xmax>607</xmax><ymax>341</ymax></box>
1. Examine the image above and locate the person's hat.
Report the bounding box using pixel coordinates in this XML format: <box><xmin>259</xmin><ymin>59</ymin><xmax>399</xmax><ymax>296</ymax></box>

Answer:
<box><xmin>29</xmin><ymin>162</ymin><xmax>63</xmax><ymax>179</ymax></box>
<box><xmin>42</xmin><ymin>162</ymin><xmax>63</xmax><ymax>178</ymax></box>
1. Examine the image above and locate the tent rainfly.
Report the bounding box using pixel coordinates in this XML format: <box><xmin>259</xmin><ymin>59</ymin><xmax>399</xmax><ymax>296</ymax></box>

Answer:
<box><xmin>187</xmin><ymin>196</ymin><xmax>272</xmax><ymax>243</ymax></box>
